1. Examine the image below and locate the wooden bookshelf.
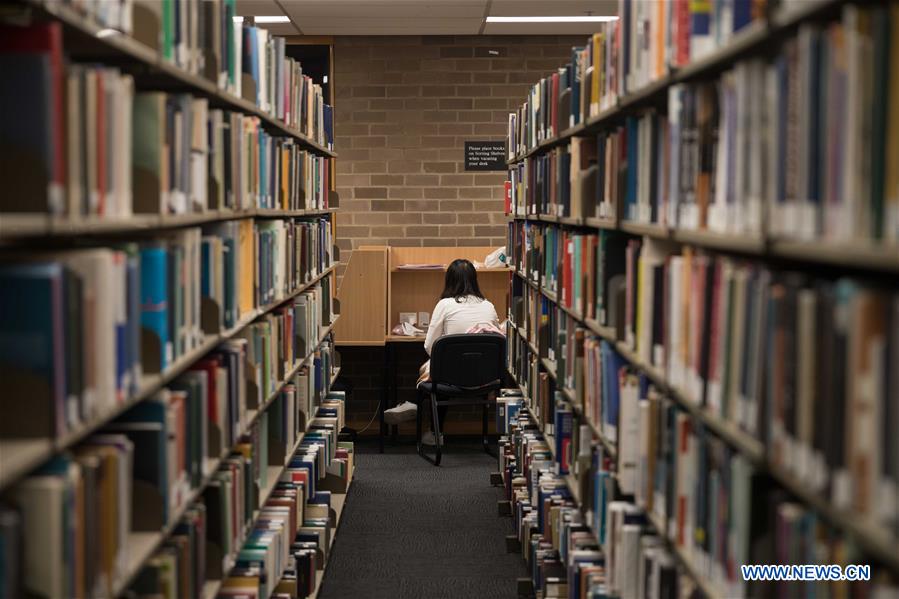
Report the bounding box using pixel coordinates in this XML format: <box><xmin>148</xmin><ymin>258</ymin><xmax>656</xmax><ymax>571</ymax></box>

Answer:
<box><xmin>0</xmin><ymin>208</ymin><xmax>338</xmax><ymax>242</ymax></box>
<box><xmin>0</xmin><ymin>3</ymin><xmax>347</xmax><ymax>596</ymax></box>
<box><xmin>0</xmin><ymin>266</ymin><xmax>340</xmax><ymax>490</ymax></box>
<box><xmin>24</xmin><ymin>0</ymin><xmax>336</xmax><ymax>159</ymax></box>
<box><xmin>510</xmin><ymin>269</ymin><xmax>899</xmax><ymax>572</ymax></box>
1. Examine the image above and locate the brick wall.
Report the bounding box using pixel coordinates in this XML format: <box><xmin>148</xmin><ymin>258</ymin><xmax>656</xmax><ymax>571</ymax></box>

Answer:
<box><xmin>332</xmin><ymin>34</ymin><xmax>583</xmax><ymax>269</ymax></box>
<box><xmin>330</xmin><ymin>35</ymin><xmax>581</xmax><ymax>426</ymax></box>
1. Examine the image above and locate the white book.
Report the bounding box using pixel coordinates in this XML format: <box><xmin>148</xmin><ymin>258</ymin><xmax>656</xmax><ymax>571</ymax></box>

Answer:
<box><xmin>15</xmin><ymin>475</ymin><xmax>69</xmax><ymax>598</ymax></box>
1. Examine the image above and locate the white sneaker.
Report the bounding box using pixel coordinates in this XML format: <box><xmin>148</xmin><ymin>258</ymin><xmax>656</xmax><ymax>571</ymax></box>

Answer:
<box><xmin>384</xmin><ymin>401</ymin><xmax>417</xmax><ymax>424</ymax></box>
<box><xmin>421</xmin><ymin>431</ymin><xmax>444</xmax><ymax>446</ymax></box>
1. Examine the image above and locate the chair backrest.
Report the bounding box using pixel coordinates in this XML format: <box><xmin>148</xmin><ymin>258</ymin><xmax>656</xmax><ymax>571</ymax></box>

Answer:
<box><xmin>429</xmin><ymin>333</ymin><xmax>506</xmax><ymax>390</ymax></box>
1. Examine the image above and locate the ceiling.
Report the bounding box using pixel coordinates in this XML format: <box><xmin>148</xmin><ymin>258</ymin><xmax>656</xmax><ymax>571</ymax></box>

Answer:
<box><xmin>236</xmin><ymin>0</ymin><xmax>617</xmax><ymax>36</ymax></box>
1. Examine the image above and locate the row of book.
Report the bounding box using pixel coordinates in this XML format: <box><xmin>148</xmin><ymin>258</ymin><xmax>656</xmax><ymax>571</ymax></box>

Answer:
<box><xmin>508</xmin><ymin>224</ymin><xmax>899</xmax><ymax>541</ymax></box>
<box><xmin>0</xmin><ymin>366</ymin><xmax>346</xmax><ymax>598</ymax></box>
<box><xmin>133</xmin><ymin>395</ymin><xmax>351</xmax><ymax>599</ymax></box>
<box><xmin>507</xmin><ymin>133</ymin><xmax>621</xmax><ymax>222</ymax></box>
<box><xmin>507</xmin><ymin>4</ymin><xmax>899</xmax><ymax>246</ymax></box>
<box><xmin>495</xmin><ymin>397</ymin><xmax>701</xmax><ymax>598</ymax></box>
<box><xmin>506</xmin><ymin>341</ymin><xmax>899</xmax><ymax>597</ymax></box>
<box><xmin>0</xmin><ymin>227</ymin><xmax>335</xmax><ymax>440</ymax></box>
<box><xmin>0</xmin><ymin>22</ymin><xmax>332</xmax><ymax>219</ymax></box>
<box><xmin>506</xmin><ymin>0</ymin><xmax>766</xmax><ymax>157</ymax></box>
<box><xmin>36</xmin><ymin>2</ymin><xmax>334</xmax><ymax>147</ymax></box>
<box><xmin>507</xmin><ymin>224</ymin><xmax>624</xmax><ymax>327</ymax></box>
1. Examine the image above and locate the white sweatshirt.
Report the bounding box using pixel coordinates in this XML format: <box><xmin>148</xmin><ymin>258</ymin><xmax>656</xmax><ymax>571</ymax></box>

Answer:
<box><xmin>423</xmin><ymin>295</ymin><xmax>499</xmax><ymax>355</ymax></box>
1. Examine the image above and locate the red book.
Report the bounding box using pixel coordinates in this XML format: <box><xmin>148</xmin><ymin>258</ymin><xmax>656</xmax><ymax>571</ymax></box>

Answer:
<box><xmin>675</xmin><ymin>0</ymin><xmax>691</xmax><ymax>67</ymax></box>
<box><xmin>191</xmin><ymin>357</ymin><xmax>222</xmax><ymax>426</ymax></box>
<box><xmin>504</xmin><ymin>180</ymin><xmax>512</xmax><ymax>215</ymax></box>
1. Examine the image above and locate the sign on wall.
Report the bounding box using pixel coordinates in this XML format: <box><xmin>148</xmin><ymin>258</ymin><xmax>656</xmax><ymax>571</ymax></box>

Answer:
<box><xmin>464</xmin><ymin>140</ymin><xmax>507</xmax><ymax>171</ymax></box>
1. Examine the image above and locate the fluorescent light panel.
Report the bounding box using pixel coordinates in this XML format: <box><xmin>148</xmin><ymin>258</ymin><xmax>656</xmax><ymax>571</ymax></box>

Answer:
<box><xmin>486</xmin><ymin>16</ymin><xmax>618</xmax><ymax>23</ymax></box>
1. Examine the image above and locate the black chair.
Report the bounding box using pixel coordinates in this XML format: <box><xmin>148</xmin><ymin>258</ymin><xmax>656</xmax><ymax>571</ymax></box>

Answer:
<box><xmin>415</xmin><ymin>333</ymin><xmax>505</xmax><ymax>465</ymax></box>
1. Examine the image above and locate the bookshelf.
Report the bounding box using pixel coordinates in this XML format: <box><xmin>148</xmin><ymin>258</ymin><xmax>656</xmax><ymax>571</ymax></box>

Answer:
<box><xmin>502</xmin><ymin>0</ymin><xmax>899</xmax><ymax>596</ymax></box>
<box><xmin>0</xmin><ymin>2</ymin><xmax>352</xmax><ymax>598</ymax></box>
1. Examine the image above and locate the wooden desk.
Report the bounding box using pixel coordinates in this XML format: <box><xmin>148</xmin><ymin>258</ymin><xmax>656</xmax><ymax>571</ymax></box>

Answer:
<box><xmin>335</xmin><ymin>246</ymin><xmax>511</xmax><ymax>451</ymax></box>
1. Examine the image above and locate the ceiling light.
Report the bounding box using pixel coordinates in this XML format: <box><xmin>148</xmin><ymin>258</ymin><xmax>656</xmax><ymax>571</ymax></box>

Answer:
<box><xmin>233</xmin><ymin>16</ymin><xmax>244</xmax><ymax>22</ymax></box>
<box><xmin>254</xmin><ymin>15</ymin><xmax>290</xmax><ymax>23</ymax></box>
<box><xmin>486</xmin><ymin>16</ymin><xmax>618</xmax><ymax>23</ymax></box>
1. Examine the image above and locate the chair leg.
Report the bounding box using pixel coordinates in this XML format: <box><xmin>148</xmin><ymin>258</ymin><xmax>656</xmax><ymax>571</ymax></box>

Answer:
<box><xmin>416</xmin><ymin>394</ymin><xmax>423</xmax><ymax>456</ymax></box>
<box><xmin>482</xmin><ymin>400</ymin><xmax>490</xmax><ymax>454</ymax></box>
<box><xmin>431</xmin><ymin>392</ymin><xmax>442</xmax><ymax>466</ymax></box>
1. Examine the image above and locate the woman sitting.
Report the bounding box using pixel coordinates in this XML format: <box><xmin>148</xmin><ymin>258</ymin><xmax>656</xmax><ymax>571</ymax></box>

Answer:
<box><xmin>383</xmin><ymin>258</ymin><xmax>500</xmax><ymax>444</ymax></box>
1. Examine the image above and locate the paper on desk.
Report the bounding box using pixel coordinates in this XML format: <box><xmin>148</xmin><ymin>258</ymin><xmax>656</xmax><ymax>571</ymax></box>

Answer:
<box><xmin>391</xmin><ymin>322</ymin><xmax>425</xmax><ymax>336</ymax></box>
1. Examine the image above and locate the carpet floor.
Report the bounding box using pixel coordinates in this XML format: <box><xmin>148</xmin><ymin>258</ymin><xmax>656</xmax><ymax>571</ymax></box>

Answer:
<box><xmin>317</xmin><ymin>439</ymin><xmax>526</xmax><ymax>599</ymax></box>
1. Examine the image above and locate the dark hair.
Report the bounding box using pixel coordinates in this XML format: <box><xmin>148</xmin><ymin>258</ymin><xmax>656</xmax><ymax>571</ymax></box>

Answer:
<box><xmin>441</xmin><ymin>258</ymin><xmax>485</xmax><ymax>302</ymax></box>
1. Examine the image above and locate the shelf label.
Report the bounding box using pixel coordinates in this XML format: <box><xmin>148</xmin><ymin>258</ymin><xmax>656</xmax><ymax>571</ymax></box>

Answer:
<box><xmin>464</xmin><ymin>140</ymin><xmax>507</xmax><ymax>171</ymax></box>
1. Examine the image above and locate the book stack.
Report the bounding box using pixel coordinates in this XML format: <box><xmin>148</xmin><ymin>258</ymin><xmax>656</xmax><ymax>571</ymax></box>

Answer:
<box><xmin>506</xmin><ymin>0</ymin><xmax>766</xmax><ymax>160</ymax></box>
<box><xmin>36</xmin><ymin>1</ymin><xmax>334</xmax><ymax>147</ymax></box>
<box><xmin>0</xmin><ymin>4</ymin><xmax>347</xmax><ymax>597</ymax></box>
<box><xmin>503</xmin><ymin>1</ymin><xmax>899</xmax><ymax>594</ymax></box>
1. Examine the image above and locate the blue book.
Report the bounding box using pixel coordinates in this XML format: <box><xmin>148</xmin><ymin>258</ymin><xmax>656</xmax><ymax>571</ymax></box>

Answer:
<box><xmin>0</xmin><ymin>262</ymin><xmax>65</xmax><ymax>436</ymax></box>
<box><xmin>733</xmin><ymin>0</ymin><xmax>752</xmax><ymax>32</ymax></box>
<box><xmin>140</xmin><ymin>245</ymin><xmax>169</xmax><ymax>370</ymax></box>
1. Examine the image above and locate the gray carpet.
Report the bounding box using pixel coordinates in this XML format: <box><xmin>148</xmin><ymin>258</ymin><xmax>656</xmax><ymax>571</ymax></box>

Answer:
<box><xmin>318</xmin><ymin>440</ymin><xmax>526</xmax><ymax>599</ymax></box>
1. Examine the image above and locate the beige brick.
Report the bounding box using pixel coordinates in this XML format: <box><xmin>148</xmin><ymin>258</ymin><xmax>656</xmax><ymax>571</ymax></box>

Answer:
<box><xmin>371</xmin><ymin>174</ymin><xmax>404</xmax><ymax>186</ymax></box>
<box><xmin>352</xmin><ymin>136</ymin><xmax>387</xmax><ymax>149</ymax></box>
<box><xmin>371</xmin><ymin>199</ymin><xmax>405</xmax><ymax>211</ymax></box>
<box><xmin>425</xmin><ymin>187</ymin><xmax>459</xmax><ymax>200</ymax></box>
<box><xmin>439</xmin><ymin>98</ymin><xmax>473</xmax><ymax>110</ymax></box>
<box><xmin>403</xmin><ymin>98</ymin><xmax>440</xmax><ymax>110</ymax></box>
<box><xmin>405</xmin><ymin>174</ymin><xmax>440</xmax><ymax>186</ymax></box>
<box><xmin>438</xmin><ymin>123</ymin><xmax>473</xmax><ymax>136</ymax></box>
<box><xmin>388</xmin><ymin>238</ymin><xmax>423</xmax><ymax>247</ymax></box>
<box><xmin>422</xmin><ymin>162</ymin><xmax>455</xmax><ymax>174</ymax></box>
<box><xmin>423</xmin><ymin>237</ymin><xmax>457</xmax><ymax>247</ymax></box>
<box><xmin>339</xmin><ymin>225</ymin><xmax>371</xmax><ymax>238</ymax></box>
<box><xmin>474</xmin><ymin>98</ymin><xmax>509</xmax><ymax>110</ymax></box>
<box><xmin>353</xmin><ymin>187</ymin><xmax>388</xmax><ymax>199</ymax></box>
<box><xmin>419</xmin><ymin>135</ymin><xmax>456</xmax><ymax>149</ymax></box>
<box><xmin>370</xmin><ymin>225</ymin><xmax>406</xmax><ymax>237</ymax></box>
<box><xmin>438</xmin><ymin>200</ymin><xmax>472</xmax><ymax>211</ymax></box>
<box><xmin>353</xmin><ymin>85</ymin><xmax>387</xmax><ymax>98</ymax></box>
<box><xmin>389</xmin><ymin>212</ymin><xmax>423</xmax><ymax>224</ymax></box>
<box><xmin>388</xmin><ymin>160</ymin><xmax>422</xmax><ymax>173</ymax></box>
<box><xmin>474</xmin><ymin>225</ymin><xmax>507</xmax><ymax>237</ymax></box>
<box><xmin>403</xmin><ymin>200</ymin><xmax>434</xmax><ymax>211</ymax></box>
<box><xmin>406</xmin><ymin>225</ymin><xmax>440</xmax><ymax>237</ymax></box>
<box><xmin>440</xmin><ymin>174</ymin><xmax>474</xmax><ymax>186</ymax></box>
<box><xmin>388</xmin><ymin>187</ymin><xmax>425</xmax><ymax>199</ymax></box>
<box><xmin>473</xmin><ymin>72</ymin><xmax>508</xmax><ymax>84</ymax></box>
<box><xmin>353</xmin><ymin>212</ymin><xmax>390</xmax><ymax>225</ymax></box>
<box><xmin>423</xmin><ymin>212</ymin><xmax>456</xmax><ymax>224</ymax></box>
<box><xmin>462</xmin><ymin>187</ymin><xmax>495</xmax><ymax>199</ymax></box>
<box><xmin>421</xmin><ymin>85</ymin><xmax>456</xmax><ymax>97</ymax></box>
<box><xmin>405</xmin><ymin>148</ymin><xmax>440</xmax><ymax>161</ymax></box>
<box><xmin>440</xmin><ymin>225</ymin><xmax>475</xmax><ymax>237</ymax></box>
<box><xmin>458</xmin><ymin>212</ymin><xmax>486</xmax><ymax>224</ymax></box>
